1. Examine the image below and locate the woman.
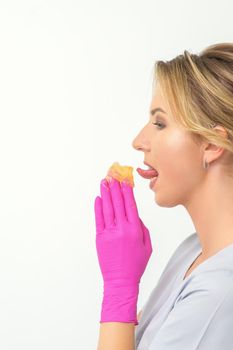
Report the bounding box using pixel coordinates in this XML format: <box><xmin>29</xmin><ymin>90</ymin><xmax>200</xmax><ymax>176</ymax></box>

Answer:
<box><xmin>94</xmin><ymin>42</ymin><xmax>233</xmax><ymax>349</ymax></box>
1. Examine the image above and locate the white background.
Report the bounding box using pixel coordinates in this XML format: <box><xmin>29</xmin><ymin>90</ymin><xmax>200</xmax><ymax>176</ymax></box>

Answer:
<box><xmin>0</xmin><ymin>0</ymin><xmax>232</xmax><ymax>348</ymax></box>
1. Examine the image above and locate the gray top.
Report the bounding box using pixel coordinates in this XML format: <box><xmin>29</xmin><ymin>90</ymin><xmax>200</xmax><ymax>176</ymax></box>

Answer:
<box><xmin>135</xmin><ymin>232</ymin><xmax>233</xmax><ymax>349</ymax></box>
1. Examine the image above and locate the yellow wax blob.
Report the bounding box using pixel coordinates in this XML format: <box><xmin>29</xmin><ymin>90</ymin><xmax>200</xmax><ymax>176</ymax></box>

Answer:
<box><xmin>105</xmin><ymin>162</ymin><xmax>134</xmax><ymax>187</ymax></box>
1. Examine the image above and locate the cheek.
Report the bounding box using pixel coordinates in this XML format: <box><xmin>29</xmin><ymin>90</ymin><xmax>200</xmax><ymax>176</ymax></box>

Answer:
<box><xmin>154</xmin><ymin>151</ymin><xmax>202</xmax><ymax>208</ymax></box>
<box><xmin>158</xmin><ymin>135</ymin><xmax>201</xmax><ymax>184</ymax></box>
<box><xmin>152</xmin><ymin>132</ymin><xmax>203</xmax><ymax>207</ymax></box>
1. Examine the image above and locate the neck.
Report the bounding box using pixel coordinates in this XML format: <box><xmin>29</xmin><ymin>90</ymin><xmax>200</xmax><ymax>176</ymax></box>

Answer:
<box><xmin>184</xmin><ymin>167</ymin><xmax>233</xmax><ymax>259</ymax></box>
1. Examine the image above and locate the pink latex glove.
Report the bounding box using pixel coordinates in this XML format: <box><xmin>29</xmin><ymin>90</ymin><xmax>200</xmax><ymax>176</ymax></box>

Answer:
<box><xmin>94</xmin><ymin>177</ymin><xmax>153</xmax><ymax>325</ymax></box>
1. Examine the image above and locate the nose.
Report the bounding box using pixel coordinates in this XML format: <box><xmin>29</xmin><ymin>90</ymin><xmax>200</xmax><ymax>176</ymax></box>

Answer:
<box><xmin>131</xmin><ymin>136</ymin><xmax>141</xmax><ymax>150</ymax></box>
<box><xmin>131</xmin><ymin>125</ymin><xmax>150</xmax><ymax>152</ymax></box>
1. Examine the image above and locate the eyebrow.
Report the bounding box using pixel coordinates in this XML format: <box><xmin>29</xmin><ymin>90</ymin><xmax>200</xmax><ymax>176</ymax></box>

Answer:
<box><xmin>150</xmin><ymin>107</ymin><xmax>167</xmax><ymax>115</ymax></box>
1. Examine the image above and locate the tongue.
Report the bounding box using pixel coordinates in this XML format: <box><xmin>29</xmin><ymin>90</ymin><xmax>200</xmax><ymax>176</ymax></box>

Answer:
<box><xmin>136</xmin><ymin>167</ymin><xmax>158</xmax><ymax>179</ymax></box>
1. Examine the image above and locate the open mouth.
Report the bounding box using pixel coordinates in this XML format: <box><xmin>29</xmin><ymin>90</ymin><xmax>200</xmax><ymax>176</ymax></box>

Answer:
<box><xmin>136</xmin><ymin>165</ymin><xmax>159</xmax><ymax>179</ymax></box>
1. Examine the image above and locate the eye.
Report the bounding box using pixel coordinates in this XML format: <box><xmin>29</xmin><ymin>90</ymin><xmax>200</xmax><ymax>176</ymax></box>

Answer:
<box><xmin>152</xmin><ymin>122</ymin><xmax>165</xmax><ymax>129</ymax></box>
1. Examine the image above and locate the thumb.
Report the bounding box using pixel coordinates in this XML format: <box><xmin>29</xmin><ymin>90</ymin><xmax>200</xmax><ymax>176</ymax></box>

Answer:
<box><xmin>94</xmin><ymin>196</ymin><xmax>105</xmax><ymax>234</ymax></box>
<box><xmin>139</xmin><ymin>218</ymin><xmax>153</xmax><ymax>254</ymax></box>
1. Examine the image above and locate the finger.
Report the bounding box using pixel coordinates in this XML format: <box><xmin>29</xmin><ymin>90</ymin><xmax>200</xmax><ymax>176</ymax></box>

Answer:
<box><xmin>108</xmin><ymin>177</ymin><xmax>126</xmax><ymax>223</ymax></box>
<box><xmin>100</xmin><ymin>179</ymin><xmax>115</xmax><ymax>228</ymax></box>
<box><xmin>140</xmin><ymin>219</ymin><xmax>153</xmax><ymax>254</ymax></box>
<box><xmin>94</xmin><ymin>196</ymin><xmax>105</xmax><ymax>234</ymax></box>
<box><xmin>121</xmin><ymin>181</ymin><xmax>139</xmax><ymax>223</ymax></box>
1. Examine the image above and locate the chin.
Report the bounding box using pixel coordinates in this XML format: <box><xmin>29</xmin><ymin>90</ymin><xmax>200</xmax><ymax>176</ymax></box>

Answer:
<box><xmin>153</xmin><ymin>193</ymin><xmax>183</xmax><ymax>208</ymax></box>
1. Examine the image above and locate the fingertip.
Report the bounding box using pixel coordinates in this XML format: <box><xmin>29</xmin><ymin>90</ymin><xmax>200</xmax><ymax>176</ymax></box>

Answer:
<box><xmin>121</xmin><ymin>180</ymin><xmax>129</xmax><ymax>188</ymax></box>
<box><xmin>101</xmin><ymin>179</ymin><xmax>109</xmax><ymax>189</ymax></box>
<box><xmin>94</xmin><ymin>196</ymin><xmax>99</xmax><ymax>209</ymax></box>
<box><xmin>122</xmin><ymin>181</ymin><xmax>133</xmax><ymax>194</ymax></box>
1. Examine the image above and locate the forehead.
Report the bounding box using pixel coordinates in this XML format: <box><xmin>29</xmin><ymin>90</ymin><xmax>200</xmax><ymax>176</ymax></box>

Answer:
<box><xmin>150</xmin><ymin>85</ymin><xmax>169</xmax><ymax>109</ymax></box>
<box><xmin>150</xmin><ymin>86</ymin><xmax>173</xmax><ymax>120</ymax></box>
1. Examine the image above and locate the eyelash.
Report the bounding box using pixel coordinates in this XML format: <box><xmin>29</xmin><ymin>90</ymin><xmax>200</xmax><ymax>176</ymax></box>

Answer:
<box><xmin>152</xmin><ymin>122</ymin><xmax>165</xmax><ymax>129</ymax></box>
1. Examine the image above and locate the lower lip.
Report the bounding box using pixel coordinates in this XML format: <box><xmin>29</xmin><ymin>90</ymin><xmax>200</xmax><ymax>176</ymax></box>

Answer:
<box><xmin>149</xmin><ymin>176</ymin><xmax>159</xmax><ymax>190</ymax></box>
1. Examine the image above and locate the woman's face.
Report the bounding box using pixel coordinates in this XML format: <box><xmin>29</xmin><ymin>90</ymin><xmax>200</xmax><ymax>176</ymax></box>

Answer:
<box><xmin>132</xmin><ymin>84</ymin><xmax>204</xmax><ymax>208</ymax></box>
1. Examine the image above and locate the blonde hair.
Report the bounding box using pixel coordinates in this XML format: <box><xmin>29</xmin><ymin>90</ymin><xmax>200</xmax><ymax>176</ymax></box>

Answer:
<box><xmin>152</xmin><ymin>42</ymin><xmax>233</xmax><ymax>171</ymax></box>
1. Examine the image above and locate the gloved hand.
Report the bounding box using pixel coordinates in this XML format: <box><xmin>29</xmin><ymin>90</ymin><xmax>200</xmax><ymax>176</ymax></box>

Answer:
<box><xmin>94</xmin><ymin>177</ymin><xmax>153</xmax><ymax>325</ymax></box>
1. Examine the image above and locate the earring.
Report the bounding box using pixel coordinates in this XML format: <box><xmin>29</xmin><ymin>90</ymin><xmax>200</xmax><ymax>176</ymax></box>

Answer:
<box><xmin>203</xmin><ymin>159</ymin><xmax>209</xmax><ymax>170</ymax></box>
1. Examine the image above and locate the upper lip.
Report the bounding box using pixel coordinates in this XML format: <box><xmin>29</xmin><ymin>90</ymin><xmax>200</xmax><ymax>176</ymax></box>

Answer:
<box><xmin>143</xmin><ymin>161</ymin><xmax>159</xmax><ymax>175</ymax></box>
<box><xmin>143</xmin><ymin>160</ymin><xmax>154</xmax><ymax>169</ymax></box>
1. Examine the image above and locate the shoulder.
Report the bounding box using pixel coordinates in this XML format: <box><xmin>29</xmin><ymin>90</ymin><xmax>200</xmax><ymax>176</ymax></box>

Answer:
<box><xmin>149</xmin><ymin>271</ymin><xmax>233</xmax><ymax>349</ymax></box>
<box><xmin>177</xmin><ymin>269</ymin><xmax>233</xmax><ymax>305</ymax></box>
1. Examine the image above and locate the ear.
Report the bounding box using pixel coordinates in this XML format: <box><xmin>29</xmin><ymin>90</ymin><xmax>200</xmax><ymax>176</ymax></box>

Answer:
<box><xmin>203</xmin><ymin>125</ymin><xmax>229</xmax><ymax>165</ymax></box>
